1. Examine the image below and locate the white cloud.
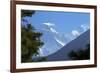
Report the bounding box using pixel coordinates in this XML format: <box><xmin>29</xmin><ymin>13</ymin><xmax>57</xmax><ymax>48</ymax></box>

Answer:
<box><xmin>81</xmin><ymin>24</ymin><xmax>89</xmax><ymax>32</ymax></box>
<box><xmin>43</xmin><ymin>22</ymin><xmax>55</xmax><ymax>27</ymax></box>
<box><xmin>50</xmin><ymin>27</ymin><xmax>58</xmax><ymax>34</ymax></box>
<box><xmin>72</xmin><ymin>30</ymin><xmax>80</xmax><ymax>37</ymax></box>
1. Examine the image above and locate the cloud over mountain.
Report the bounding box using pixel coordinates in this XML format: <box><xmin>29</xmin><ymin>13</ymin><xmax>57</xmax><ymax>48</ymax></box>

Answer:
<box><xmin>81</xmin><ymin>24</ymin><xmax>89</xmax><ymax>32</ymax></box>
<box><xmin>43</xmin><ymin>22</ymin><xmax>55</xmax><ymax>27</ymax></box>
<box><xmin>71</xmin><ymin>30</ymin><xmax>80</xmax><ymax>37</ymax></box>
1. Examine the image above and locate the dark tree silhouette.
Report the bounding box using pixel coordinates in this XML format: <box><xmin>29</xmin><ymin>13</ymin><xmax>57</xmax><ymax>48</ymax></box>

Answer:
<box><xmin>21</xmin><ymin>24</ymin><xmax>44</xmax><ymax>62</ymax></box>
<box><xmin>21</xmin><ymin>10</ymin><xmax>35</xmax><ymax>17</ymax></box>
<box><xmin>68</xmin><ymin>44</ymin><xmax>90</xmax><ymax>60</ymax></box>
<box><xmin>32</xmin><ymin>57</ymin><xmax>47</xmax><ymax>62</ymax></box>
<box><xmin>21</xmin><ymin>10</ymin><xmax>44</xmax><ymax>62</ymax></box>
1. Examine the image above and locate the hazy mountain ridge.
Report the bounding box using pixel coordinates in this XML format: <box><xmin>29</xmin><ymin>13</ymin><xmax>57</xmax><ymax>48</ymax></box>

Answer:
<box><xmin>47</xmin><ymin>29</ymin><xmax>90</xmax><ymax>61</ymax></box>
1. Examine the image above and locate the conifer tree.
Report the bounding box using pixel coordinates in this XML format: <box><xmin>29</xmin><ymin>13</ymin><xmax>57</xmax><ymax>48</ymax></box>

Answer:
<box><xmin>21</xmin><ymin>10</ymin><xmax>44</xmax><ymax>62</ymax></box>
<box><xmin>68</xmin><ymin>44</ymin><xmax>90</xmax><ymax>60</ymax></box>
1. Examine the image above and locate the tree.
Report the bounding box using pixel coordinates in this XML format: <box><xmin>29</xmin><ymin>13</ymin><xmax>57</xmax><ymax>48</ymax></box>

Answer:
<box><xmin>21</xmin><ymin>10</ymin><xmax>44</xmax><ymax>62</ymax></box>
<box><xmin>68</xmin><ymin>44</ymin><xmax>90</xmax><ymax>60</ymax></box>
<box><xmin>21</xmin><ymin>10</ymin><xmax>35</xmax><ymax>17</ymax></box>
<box><xmin>32</xmin><ymin>57</ymin><xmax>47</xmax><ymax>62</ymax></box>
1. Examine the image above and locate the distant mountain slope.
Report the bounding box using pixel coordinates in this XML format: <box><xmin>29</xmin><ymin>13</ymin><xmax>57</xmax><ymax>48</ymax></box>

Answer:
<box><xmin>47</xmin><ymin>29</ymin><xmax>90</xmax><ymax>61</ymax></box>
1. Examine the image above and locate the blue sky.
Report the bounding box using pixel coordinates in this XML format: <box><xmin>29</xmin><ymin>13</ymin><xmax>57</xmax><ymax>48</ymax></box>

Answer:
<box><xmin>22</xmin><ymin>10</ymin><xmax>90</xmax><ymax>57</ymax></box>
<box><xmin>30</xmin><ymin>11</ymin><xmax>90</xmax><ymax>33</ymax></box>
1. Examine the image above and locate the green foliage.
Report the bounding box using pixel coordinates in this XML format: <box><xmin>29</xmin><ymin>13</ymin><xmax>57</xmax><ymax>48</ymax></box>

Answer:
<box><xmin>32</xmin><ymin>57</ymin><xmax>47</xmax><ymax>62</ymax></box>
<box><xmin>68</xmin><ymin>44</ymin><xmax>90</xmax><ymax>60</ymax></box>
<box><xmin>21</xmin><ymin>10</ymin><xmax>44</xmax><ymax>62</ymax></box>
<box><xmin>38</xmin><ymin>57</ymin><xmax>47</xmax><ymax>62</ymax></box>
<box><xmin>21</xmin><ymin>24</ymin><xmax>44</xmax><ymax>62</ymax></box>
<box><xmin>21</xmin><ymin>10</ymin><xmax>35</xmax><ymax>17</ymax></box>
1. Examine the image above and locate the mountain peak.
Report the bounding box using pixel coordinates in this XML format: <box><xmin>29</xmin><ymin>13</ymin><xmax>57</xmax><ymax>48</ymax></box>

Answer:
<box><xmin>47</xmin><ymin>29</ymin><xmax>90</xmax><ymax>61</ymax></box>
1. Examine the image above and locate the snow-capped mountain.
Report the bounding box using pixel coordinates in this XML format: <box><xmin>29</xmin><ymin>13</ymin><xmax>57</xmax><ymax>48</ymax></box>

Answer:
<box><xmin>32</xmin><ymin>24</ymin><xmax>66</xmax><ymax>59</ymax></box>
<box><xmin>32</xmin><ymin>22</ymin><xmax>90</xmax><ymax>61</ymax></box>
<box><xmin>47</xmin><ymin>29</ymin><xmax>90</xmax><ymax>61</ymax></box>
<box><xmin>35</xmin><ymin>23</ymin><xmax>70</xmax><ymax>57</ymax></box>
